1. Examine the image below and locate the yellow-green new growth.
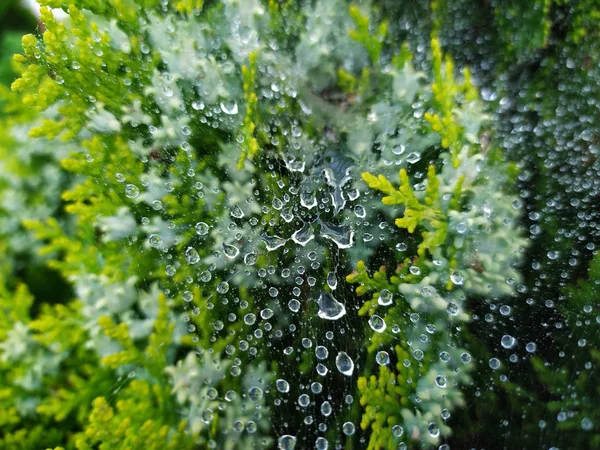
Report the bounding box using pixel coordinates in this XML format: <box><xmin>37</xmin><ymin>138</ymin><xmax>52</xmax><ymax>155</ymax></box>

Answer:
<box><xmin>362</xmin><ymin>165</ymin><xmax>447</xmax><ymax>257</ymax></box>
<box><xmin>348</xmin><ymin>5</ymin><xmax>387</xmax><ymax>65</ymax></box>
<box><xmin>238</xmin><ymin>51</ymin><xmax>260</xmax><ymax>169</ymax></box>
<box><xmin>423</xmin><ymin>37</ymin><xmax>479</xmax><ymax>167</ymax></box>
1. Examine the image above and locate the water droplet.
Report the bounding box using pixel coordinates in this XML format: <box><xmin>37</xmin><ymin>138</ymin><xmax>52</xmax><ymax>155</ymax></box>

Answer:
<box><xmin>581</xmin><ymin>418</ymin><xmax>593</xmax><ymax>431</ymax></box>
<box><xmin>148</xmin><ymin>234</ymin><xmax>163</xmax><ymax>249</ymax></box>
<box><xmin>300</xmin><ymin>191</ymin><xmax>317</xmax><ymax>209</ymax></box>
<box><xmin>368</xmin><ymin>315</ymin><xmax>387</xmax><ymax>332</ymax></box>
<box><xmin>291</xmin><ymin>223</ymin><xmax>315</xmax><ymax>246</ymax></box>
<box><xmin>202</xmin><ymin>408</ymin><xmax>214</xmax><ymax>423</ymax></box>
<box><xmin>316</xmin><ymin>363</ymin><xmax>328</xmax><ymax>376</ymax></box>
<box><xmin>500</xmin><ymin>334</ymin><xmax>516</xmax><ymax>349</ymax></box>
<box><xmin>435</xmin><ymin>375</ymin><xmax>447</xmax><ymax>388</ymax></box>
<box><xmin>298</xmin><ymin>394</ymin><xmax>310</xmax><ymax>407</ymax></box>
<box><xmin>125</xmin><ymin>184</ymin><xmax>140</xmax><ymax>199</ymax></box>
<box><xmin>320</xmin><ymin>401</ymin><xmax>332</xmax><ymax>416</ymax></box>
<box><xmin>244</xmin><ymin>252</ymin><xmax>257</xmax><ymax>265</ymax></box>
<box><xmin>220</xmin><ymin>101</ymin><xmax>238</xmax><ymax>115</ymax></box>
<box><xmin>354</xmin><ymin>205</ymin><xmax>366</xmax><ymax>218</ymax></box>
<box><xmin>378</xmin><ymin>289</ymin><xmax>393</xmax><ymax>306</ymax></box>
<box><xmin>272</xmin><ymin>197</ymin><xmax>283</xmax><ymax>210</ymax></box>
<box><xmin>278</xmin><ymin>435</ymin><xmax>297</xmax><ymax>450</ymax></box>
<box><xmin>450</xmin><ymin>270</ymin><xmax>464</xmax><ymax>285</ymax></box>
<box><xmin>280</xmin><ymin>207</ymin><xmax>294</xmax><ymax>222</ymax></box>
<box><xmin>428</xmin><ymin>422</ymin><xmax>440</xmax><ymax>437</ymax></box>
<box><xmin>315</xmin><ymin>437</ymin><xmax>328</xmax><ymax>450</ymax></box>
<box><xmin>276</xmin><ymin>379</ymin><xmax>290</xmax><ymax>393</ymax></box>
<box><xmin>319</xmin><ymin>221</ymin><xmax>354</xmax><ymax>249</ymax></box>
<box><xmin>200</xmin><ymin>270</ymin><xmax>212</xmax><ymax>282</ymax></box>
<box><xmin>231</xmin><ymin>205</ymin><xmax>245</xmax><ymax>219</ymax></box>
<box><xmin>392</xmin><ymin>425</ymin><xmax>404</xmax><ymax>437</ymax></box>
<box><xmin>248</xmin><ymin>386</ymin><xmax>263</xmax><ymax>401</ymax></box>
<box><xmin>284</xmin><ymin>156</ymin><xmax>305</xmax><ymax>172</ymax></box>
<box><xmin>222</xmin><ymin>243</ymin><xmax>240</xmax><ymax>259</ymax></box>
<box><xmin>217</xmin><ymin>281</ymin><xmax>229</xmax><ymax>294</ymax></box>
<box><xmin>335</xmin><ymin>351</ymin><xmax>354</xmax><ymax>376</ymax></box>
<box><xmin>327</xmin><ymin>272</ymin><xmax>338</xmax><ymax>290</ymax></box>
<box><xmin>342</xmin><ymin>422</ymin><xmax>355</xmax><ymax>436</ymax></box>
<box><xmin>263</xmin><ymin>235</ymin><xmax>287</xmax><ymax>251</ymax></box>
<box><xmin>261</xmin><ymin>308</ymin><xmax>274</xmax><ymax>319</ymax></box>
<box><xmin>406</xmin><ymin>152</ymin><xmax>421</xmax><ymax>164</ymax></box>
<box><xmin>307</xmin><ymin>346</ymin><xmax>325</xmax><ymax>364</ymax></box>
<box><xmin>195</xmin><ymin>222</ymin><xmax>210</xmax><ymax>236</ymax></box>
<box><xmin>395</xmin><ymin>242</ymin><xmax>407</xmax><ymax>252</ymax></box>
<box><xmin>185</xmin><ymin>247</ymin><xmax>200</xmax><ymax>265</ymax></box>
<box><xmin>376</xmin><ymin>351</ymin><xmax>389</xmax><ymax>365</ymax></box>
<box><xmin>288</xmin><ymin>299</ymin><xmax>300</xmax><ymax>312</ymax></box>
<box><xmin>489</xmin><ymin>357</ymin><xmax>501</xmax><ymax>370</ymax></box>
<box><xmin>317</xmin><ymin>291</ymin><xmax>346</xmax><ymax>320</ymax></box>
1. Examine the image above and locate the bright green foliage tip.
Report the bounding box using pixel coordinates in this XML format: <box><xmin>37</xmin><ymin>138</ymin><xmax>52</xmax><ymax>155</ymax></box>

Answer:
<box><xmin>362</xmin><ymin>166</ymin><xmax>449</xmax><ymax>257</ymax></box>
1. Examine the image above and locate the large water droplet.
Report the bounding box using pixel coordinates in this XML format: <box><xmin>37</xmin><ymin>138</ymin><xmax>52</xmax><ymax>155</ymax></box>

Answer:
<box><xmin>315</xmin><ymin>345</ymin><xmax>329</xmax><ymax>360</ymax></box>
<box><xmin>378</xmin><ymin>289</ymin><xmax>393</xmax><ymax>306</ymax></box>
<box><xmin>392</xmin><ymin>425</ymin><xmax>404</xmax><ymax>437</ymax></box>
<box><xmin>368</xmin><ymin>315</ymin><xmax>387</xmax><ymax>332</ymax></box>
<box><xmin>217</xmin><ymin>281</ymin><xmax>229</xmax><ymax>294</ymax></box>
<box><xmin>222</xmin><ymin>243</ymin><xmax>240</xmax><ymax>259</ymax></box>
<box><xmin>244</xmin><ymin>252</ymin><xmax>257</xmax><ymax>265</ymax></box>
<box><xmin>317</xmin><ymin>291</ymin><xmax>346</xmax><ymax>320</ymax></box>
<box><xmin>300</xmin><ymin>191</ymin><xmax>317</xmax><ymax>209</ymax></box>
<box><xmin>376</xmin><ymin>351</ymin><xmax>389</xmax><ymax>365</ymax></box>
<box><xmin>278</xmin><ymin>435</ymin><xmax>297</xmax><ymax>450</ymax></box>
<box><xmin>335</xmin><ymin>351</ymin><xmax>354</xmax><ymax>376</ymax></box>
<box><xmin>406</xmin><ymin>152</ymin><xmax>421</xmax><ymax>164</ymax></box>
<box><xmin>285</xmin><ymin>157</ymin><xmax>305</xmax><ymax>172</ymax></box>
<box><xmin>220</xmin><ymin>101</ymin><xmax>238</xmax><ymax>115</ymax></box>
<box><xmin>291</xmin><ymin>223</ymin><xmax>315</xmax><ymax>246</ymax></box>
<box><xmin>450</xmin><ymin>270</ymin><xmax>464</xmax><ymax>285</ymax></box>
<box><xmin>262</xmin><ymin>234</ymin><xmax>287</xmax><ymax>251</ymax></box>
<box><xmin>435</xmin><ymin>375</ymin><xmax>447</xmax><ymax>388</ymax></box>
<box><xmin>280</xmin><ymin>207</ymin><xmax>294</xmax><ymax>222</ymax></box>
<box><xmin>501</xmin><ymin>334</ymin><xmax>517</xmax><ymax>349</ymax></box>
<box><xmin>202</xmin><ymin>408</ymin><xmax>214</xmax><ymax>423</ymax></box>
<box><xmin>248</xmin><ymin>386</ymin><xmax>263</xmax><ymax>401</ymax></box>
<box><xmin>319</xmin><ymin>221</ymin><xmax>354</xmax><ymax>249</ymax></box>
<box><xmin>185</xmin><ymin>247</ymin><xmax>200</xmax><ymax>265</ymax></box>
<box><xmin>343</xmin><ymin>422</ymin><xmax>356</xmax><ymax>436</ymax></box>
<box><xmin>195</xmin><ymin>222</ymin><xmax>210</xmax><ymax>235</ymax></box>
<box><xmin>272</xmin><ymin>197</ymin><xmax>284</xmax><ymax>210</ymax></box>
<box><xmin>231</xmin><ymin>205</ymin><xmax>245</xmax><ymax>219</ymax></box>
<box><xmin>320</xmin><ymin>401</ymin><xmax>332</xmax><ymax>416</ymax></box>
<box><xmin>125</xmin><ymin>184</ymin><xmax>140</xmax><ymax>199</ymax></box>
<box><xmin>354</xmin><ymin>205</ymin><xmax>366</xmax><ymax>218</ymax></box>
<box><xmin>148</xmin><ymin>234</ymin><xmax>163</xmax><ymax>249</ymax></box>
<box><xmin>276</xmin><ymin>379</ymin><xmax>290</xmax><ymax>393</ymax></box>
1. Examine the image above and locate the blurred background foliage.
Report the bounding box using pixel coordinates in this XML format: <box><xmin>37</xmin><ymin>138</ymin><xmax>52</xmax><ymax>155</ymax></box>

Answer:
<box><xmin>0</xmin><ymin>1</ymin><xmax>37</xmax><ymax>88</ymax></box>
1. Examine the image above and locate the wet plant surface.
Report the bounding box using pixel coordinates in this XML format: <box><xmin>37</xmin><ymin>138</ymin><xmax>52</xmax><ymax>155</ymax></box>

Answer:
<box><xmin>0</xmin><ymin>1</ymin><xmax>599</xmax><ymax>449</ymax></box>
